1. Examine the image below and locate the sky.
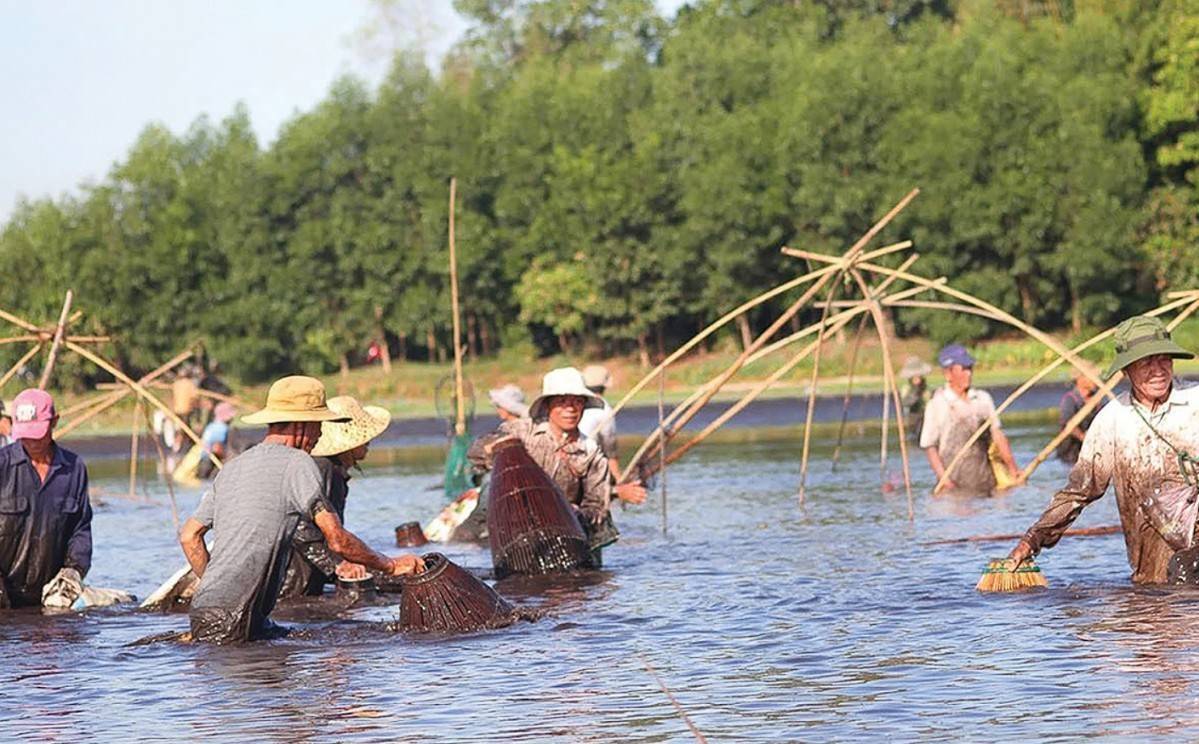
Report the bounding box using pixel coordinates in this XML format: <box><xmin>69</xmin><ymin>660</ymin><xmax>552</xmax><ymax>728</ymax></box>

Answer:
<box><xmin>0</xmin><ymin>0</ymin><xmax>688</xmax><ymax>221</ymax></box>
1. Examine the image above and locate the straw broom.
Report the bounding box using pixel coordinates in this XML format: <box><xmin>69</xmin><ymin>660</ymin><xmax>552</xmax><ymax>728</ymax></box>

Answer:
<box><xmin>976</xmin><ymin>558</ymin><xmax>1048</xmax><ymax>592</ymax></box>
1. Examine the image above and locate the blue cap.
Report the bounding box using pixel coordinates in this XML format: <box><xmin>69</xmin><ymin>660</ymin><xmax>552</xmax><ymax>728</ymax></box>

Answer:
<box><xmin>937</xmin><ymin>344</ymin><xmax>975</xmax><ymax>368</ymax></box>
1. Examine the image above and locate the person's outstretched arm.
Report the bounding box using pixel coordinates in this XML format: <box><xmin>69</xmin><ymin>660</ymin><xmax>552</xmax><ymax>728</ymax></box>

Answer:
<box><xmin>314</xmin><ymin>509</ymin><xmax>424</xmax><ymax>575</ymax></box>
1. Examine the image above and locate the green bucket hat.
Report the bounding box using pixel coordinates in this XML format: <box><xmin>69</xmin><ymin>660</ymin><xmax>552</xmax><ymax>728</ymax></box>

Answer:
<box><xmin>1104</xmin><ymin>315</ymin><xmax>1195</xmax><ymax>379</ymax></box>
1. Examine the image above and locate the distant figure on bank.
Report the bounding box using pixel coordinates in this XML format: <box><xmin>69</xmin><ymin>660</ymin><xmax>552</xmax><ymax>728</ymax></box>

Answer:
<box><xmin>0</xmin><ymin>400</ymin><xmax>11</xmax><ymax>448</ymax></box>
<box><xmin>899</xmin><ymin>356</ymin><xmax>933</xmax><ymax>442</ymax></box>
<box><xmin>278</xmin><ymin>396</ymin><xmax>392</xmax><ymax>599</ymax></box>
<box><xmin>0</xmin><ymin>389</ymin><xmax>93</xmax><ymax>609</ymax></box>
<box><xmin>179</xmin><ymin>376</ymin><xmax>423</xmax><ymax>643</ymax></box>
<box><xmin>1006</xmin><ymin>315</ymin><xmax>1198</xmax><ymax>584</ymax></box>
<box><xmin>919</xmin><ymin>344</ymin><xmax>1020</xmax><ymax>495</ymax></box>
<box><xmin>1055</xmin><ymin>365</ymin><xmax>1103</xmax><ymax>465</ymax></box>
<box><xmin>196</xmin><ymin>402</ymin><xmax>237</xmax><ymax>480</ymax></box>
<box><xmin>469</xmin><ymin>367</ymin><xmax>647</xmax><ymax>563</ymax></box>
<box><xmin>171</xmin><ymin>366</ymin><xmax>200</xmax><ymax>451</ymax></box>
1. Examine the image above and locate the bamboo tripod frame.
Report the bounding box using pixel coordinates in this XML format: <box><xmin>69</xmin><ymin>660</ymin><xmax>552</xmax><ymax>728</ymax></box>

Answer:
<box><xmin>0</xmin><ymin>296</ymin><xmax>212</xmax><ymax>531</ymax></box>
<box><xmin>616</xmin><ymin>185</ymin><xmax>1199</xmax><ymax>519</ymax></box>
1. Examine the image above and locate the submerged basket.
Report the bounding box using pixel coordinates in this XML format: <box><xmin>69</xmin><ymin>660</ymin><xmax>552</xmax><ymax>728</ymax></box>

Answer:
<box><xmin>486</xmin><ymin>438</ymin><xmax>594</xmax><ymax>579</ymax></box>
<box><xmin>394</xmin><ymin>553</ymin><xmax>515</xmax><ymax>634</ymax></box>
<box><xmin>394</xmin><ymin>521</ymin><xmax>429</xmax><ymax>548</ymax></box>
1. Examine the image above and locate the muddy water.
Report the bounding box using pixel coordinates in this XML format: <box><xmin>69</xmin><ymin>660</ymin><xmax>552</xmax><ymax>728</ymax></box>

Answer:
<box><xmin>5</xmin><ymin>425</ymin><xmax>1199</xmax><ymax>740</ymax></box>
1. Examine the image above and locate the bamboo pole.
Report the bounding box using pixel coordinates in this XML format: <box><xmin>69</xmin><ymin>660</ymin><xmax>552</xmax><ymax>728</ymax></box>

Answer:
<box><xmin>603</xmin><ymin>239</ymin><xmax>914</xmax><ymax>424</ymax></box>
<box><xmin>0</xmin><ymin>343</ymin><xmax>43</xmax><ymax>390</ymax></box>
<box><xmin>38</xmin><ymin>290</ymin><xmax>73</xmax><ymax>389</ymax></box>
<box><xmin>128</xmin><ymin>400</ymin><xmax>142</xmax><ymax>500</ymax></box>
<box><xmin>651</xmin><ymin>300</ymin><xmax>873</xmax><ymax>474</ymax></box>
<box><xmin>923</xmin><ymin>524</ymin><xmax>1120</xmax><ymax>546</ymax></box>
<box><xmin>57</xmin><ymin>346</ymin><xmax>195</xmax><ymax>437</ymax></box>
<box><xmin>622</xmin><ymin>190</ymin><xmax>920</xmax><ymax>481</ymax></box>
<box><xmin>747</xmin><ymin>279</ymin><xmax>949</xmax><ymax>363</ymax></box>
<box><xmin>448</xmin><ymin>177</ymin><xmax>466</xmax><ymax>436</ymax></box>
<box><xmin>0</xmin><ymin>336</ymin><xmax>40</xmax><ymax>345</ymax></box>
<box><xmin>1020</xmin><ymin>295</ymin><xmax>1199</xmax><ymax>481</ymax></box>
<box><xmin>645</xmin><ymin>282</ymin><xmax>937</xmax><ymax>476</ymax></box>
<box><xmin>831</xmin><ymin>313</ymin><xmax>870</xmax><ymax>470</ymax></box>
<box><xmin>797</xmin><ymin>278</ymin><xmax>843</xmax><ymax>505</ymax></box>
<box><xmin>0</xmin><ymin>308</ymin><xmax>41</xmax><ymax>333</ymax></box>
<box><xmin>849</xmin><ymin>268</ymin><xmax>914</xmax><ymax>518</ymax></box>
<box><xmin>658</xmin><ymin>369</ymin><xmax>667</xmax><ymax>536</ymax></box>
<box><xmin>935</xmin><ymin>292</ymin><xmax>1199</xmax><ymax>490</ymax></box>
<box><xmin>63</xmin><ymin>341</ymin><xmax>211</xmax><ymax>461</ymax></box>
<box><xmin>142</xmin><ymin>404</ymin><xmax>181</xmax><ymax>534</ymax></box>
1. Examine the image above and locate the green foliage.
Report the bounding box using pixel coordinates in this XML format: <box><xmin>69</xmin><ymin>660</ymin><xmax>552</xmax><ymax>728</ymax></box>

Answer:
<box><xmin>0</xmin><ymin>0</ymin><xmax>1194</xmax><ymax>385</ymax></box>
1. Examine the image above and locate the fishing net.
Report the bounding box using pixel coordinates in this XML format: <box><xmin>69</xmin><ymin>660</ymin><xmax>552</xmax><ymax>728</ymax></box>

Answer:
<box><xmin>435</xmin><ymin>374</ymin><xmax>476</xmax><ymax>501</ymax></box>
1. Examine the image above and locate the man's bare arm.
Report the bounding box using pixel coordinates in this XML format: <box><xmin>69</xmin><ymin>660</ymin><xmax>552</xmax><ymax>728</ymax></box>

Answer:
<box><xmin>179</xmin><ymin>518</ymin><xmax>210</xmax><ymax>577</ymax></box>
<box><xmin>314</xmin><ymin>511</ymin><xmax>423</xmax><ymax>575</ymax></box>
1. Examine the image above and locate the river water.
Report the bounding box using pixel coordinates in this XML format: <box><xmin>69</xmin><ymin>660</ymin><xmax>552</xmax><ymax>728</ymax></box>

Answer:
<box><xmin>4</xmin><ymin>422</ymin><xmax>1198</xmax><ymax>741</ymax></box>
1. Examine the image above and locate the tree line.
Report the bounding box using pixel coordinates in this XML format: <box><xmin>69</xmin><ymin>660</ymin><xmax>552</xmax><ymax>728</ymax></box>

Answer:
<box><xmin>1</xmin><ymin>0</ymin><xmax>1195</xmax><ymax>383</ymax></box>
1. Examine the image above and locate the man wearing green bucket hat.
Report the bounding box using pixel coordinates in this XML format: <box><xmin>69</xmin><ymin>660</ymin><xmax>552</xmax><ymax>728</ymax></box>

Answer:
<box><xmin>1007</xmin><ymin>315</ymin><xmax>1199</xmax><ymax>584</ymax></box>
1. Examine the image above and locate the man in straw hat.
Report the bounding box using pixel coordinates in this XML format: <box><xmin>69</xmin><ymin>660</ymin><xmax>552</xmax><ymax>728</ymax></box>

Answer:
<box><xmin>179</xmin><ymin>376</ymin><xmax>423</xmax><ymax>642</ymax></box>
<box><xmin>469</xmin><ymin>367</ymin><xmax>647</xmax><ymax>558</ymax></box>
<box><xmin>1007</xmin><ymin>315</ymin><xmax>1199</xmax><ymax>584</ymax></box>
<box><xmin>278</xmin><ymin>395</ymin><xmax>392</xmax><ymax>599</ymax></box>
<box><xmin>1055</xmin><ymin>363</ymin><xmax>1104</xmax><ymax>466</ymax></box>
<box><xmin>920</xmin><ymin>343</ymin><xmax>1020</xmax><ymax>495</ymax></box>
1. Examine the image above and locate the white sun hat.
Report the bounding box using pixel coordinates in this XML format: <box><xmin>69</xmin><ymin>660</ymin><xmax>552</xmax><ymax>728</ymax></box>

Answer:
<box><xmin>528</xmin><ymin>367</ymin><xmax>604</xmax><ymax>420</ymax></box>
<box><xmin>310</xmin><ymin>395</ymin><xmax>391</xmax><ymax>457</ymax></box>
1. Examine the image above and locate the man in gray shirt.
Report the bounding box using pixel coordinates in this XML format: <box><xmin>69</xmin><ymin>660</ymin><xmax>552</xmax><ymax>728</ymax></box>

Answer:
<box><xmin>179</xmin><ymin>376</ymin><xmax>423</xmax><ymax>643</ymax></box>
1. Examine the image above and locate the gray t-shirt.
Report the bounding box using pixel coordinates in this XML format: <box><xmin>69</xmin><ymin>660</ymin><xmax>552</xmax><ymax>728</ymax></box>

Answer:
<box><xmin>189</xmin><ymin>443</ymin><xmax>325</xmax><ymax>631</ymax></box>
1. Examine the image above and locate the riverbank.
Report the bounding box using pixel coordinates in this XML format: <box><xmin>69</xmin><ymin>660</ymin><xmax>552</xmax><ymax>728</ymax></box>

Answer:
<box><xmin>42</xmin><ymin>320</ymin><xmax>1199</xmax><ymax>442</ymax></box>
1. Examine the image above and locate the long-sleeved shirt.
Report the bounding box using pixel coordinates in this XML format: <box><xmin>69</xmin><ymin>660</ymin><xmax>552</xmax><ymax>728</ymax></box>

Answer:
<box><xmin>0</xmin><ymin>441</ymin><xmax>92</xmax><ymax>607</ymax></box>
<box><xmin>1024</xmin><ymin>380</ymin><xmax>1199</xmax><ymax>584</ymax></box>
<box><xmin>469</xmin><ymin>418</ymin><xmax>611</xmax><ymax>521</ymax></box>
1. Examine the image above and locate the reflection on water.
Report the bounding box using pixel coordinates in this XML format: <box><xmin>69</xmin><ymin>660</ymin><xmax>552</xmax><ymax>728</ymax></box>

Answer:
<box><xmin>5</xmin><ymin>424</ymin><xmax>1199</xmax><ymax>739</ymax></box>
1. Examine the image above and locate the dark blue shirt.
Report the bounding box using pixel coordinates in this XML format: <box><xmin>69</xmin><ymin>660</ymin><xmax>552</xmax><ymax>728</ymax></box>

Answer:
<box><xmin>0</xmin><ymin>441</ymin><xmax>92</xmax><ymax>607</ymax></box>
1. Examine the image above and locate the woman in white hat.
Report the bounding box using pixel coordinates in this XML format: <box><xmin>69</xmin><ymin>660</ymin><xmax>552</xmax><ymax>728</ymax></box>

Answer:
<box><xmin>277</xmin><ymin>395</ymin><xmax>392</xmax><ymax>599</ymax></box>
<box><xmin>468</xmin><ymin>367</ymin><xmax>646</xmax><ymax>560</ymax></box>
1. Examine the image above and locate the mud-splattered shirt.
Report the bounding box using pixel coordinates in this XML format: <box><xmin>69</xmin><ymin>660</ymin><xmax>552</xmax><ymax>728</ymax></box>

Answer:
<box><xmin>468</xmin><ymin>419</ymin><xmax>610</xmax><ymax>521</ymax></box>
<box><xmin>919</xmin><ymin>385</ymin><xmax>999</xmax><ymax>494</ymax></box>
<box><xmin>1024</xmin><ymin>380</ymin><xmax>1199</xmax><ymax>584</ymax></box>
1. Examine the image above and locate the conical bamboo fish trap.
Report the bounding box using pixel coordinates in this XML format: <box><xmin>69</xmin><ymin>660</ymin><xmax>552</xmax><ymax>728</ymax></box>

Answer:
<box><xmin>392</xmin><ymin>553</ymin><xmax>516</xmax><ymax>634</ymax></box>
<box><xmin>486</xmin><ymin>437</ymin><xmax>594</xmax><ymax>578</ymax></box>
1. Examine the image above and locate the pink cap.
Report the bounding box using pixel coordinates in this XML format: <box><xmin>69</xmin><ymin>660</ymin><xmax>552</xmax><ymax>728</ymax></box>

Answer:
<box><xmin>11</xmin><ymin>388</ymin><xmax>56</xmax><ymax>440</ymax></box>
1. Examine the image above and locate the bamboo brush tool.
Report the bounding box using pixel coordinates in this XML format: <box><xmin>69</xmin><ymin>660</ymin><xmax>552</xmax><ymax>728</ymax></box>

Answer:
<box><xmin>976</xmin><ymin>558</ymin><xmax>1048</xmax><ymax>592</ymax></box>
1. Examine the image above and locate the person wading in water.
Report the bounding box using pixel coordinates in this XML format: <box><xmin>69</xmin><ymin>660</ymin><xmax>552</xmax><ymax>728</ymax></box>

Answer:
<box><xmin>277</xmin><ymin>395</ymin><xmax>392</xmax><ymax>599</ymax></box>
<box><xmin>470</xmin><ymin>367</ymin><xmax>647</xmax><ymax>564</ymax></box>
<box><xmin>179</xmin><ymin>376</ymin><xmax>423</xmax><ymax>643</ymax></box>
<box><xmin>920</xmin><ymin>344</ymin><xmax>1020</xmax><ymax>496</ymax></box>
<box><xmin>1006</xmin><ymin>316</ymin><xmax>1199</xmax><ymax>584</ymax></box>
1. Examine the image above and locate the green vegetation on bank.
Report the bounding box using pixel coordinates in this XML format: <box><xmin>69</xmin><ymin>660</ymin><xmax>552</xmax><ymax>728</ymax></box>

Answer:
<box><xmin>2</xmin><ymin>0</ymin><xmax>1197</xmax><ymax>390</ymax></box>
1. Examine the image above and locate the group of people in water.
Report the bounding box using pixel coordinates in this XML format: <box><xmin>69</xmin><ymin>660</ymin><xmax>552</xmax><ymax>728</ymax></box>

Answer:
<box><xmin>0</xmin><ymin>312</ymin><xmax>1197</xmax><ymax>639</ymax></box>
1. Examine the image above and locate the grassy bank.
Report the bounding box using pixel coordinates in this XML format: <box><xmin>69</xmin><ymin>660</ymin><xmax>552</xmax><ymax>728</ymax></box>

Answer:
<box><xmin>45</xmin><ymin>317</ymin><xmax>1199</xmax><ymax>441</ymax></box>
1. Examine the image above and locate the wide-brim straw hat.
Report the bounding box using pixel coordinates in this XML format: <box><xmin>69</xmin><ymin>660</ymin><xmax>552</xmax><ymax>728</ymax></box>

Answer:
<box><xmin>898</xmin><ymin>356</ymin><xmax>933</xmax><ymax>380</ymax></box>
<box><xmin>1103</xmin><ymin>315</ymin><xmax>1195</xmax><ymax>379</ymax></box>
<box><xmin>528</xmin><ymin>367</ymin><xmax>604</xmax><ymax>420</ymax></box>
<box><xmin>242</xmin><ymin>375</ymin><xmax>351</xmax><ymax>425</ymax></box>
<box><xmin>310</xmin><ymin>396</ymin><xmax>391</xmax><ymax>457</ymax></box>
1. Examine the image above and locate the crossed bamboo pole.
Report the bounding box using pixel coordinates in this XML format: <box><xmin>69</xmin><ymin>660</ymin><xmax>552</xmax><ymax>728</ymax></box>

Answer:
<box><xmin>620</xmin><ymin>189</ymin><xmax>920</xmax><ymax>483</ymax></box>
